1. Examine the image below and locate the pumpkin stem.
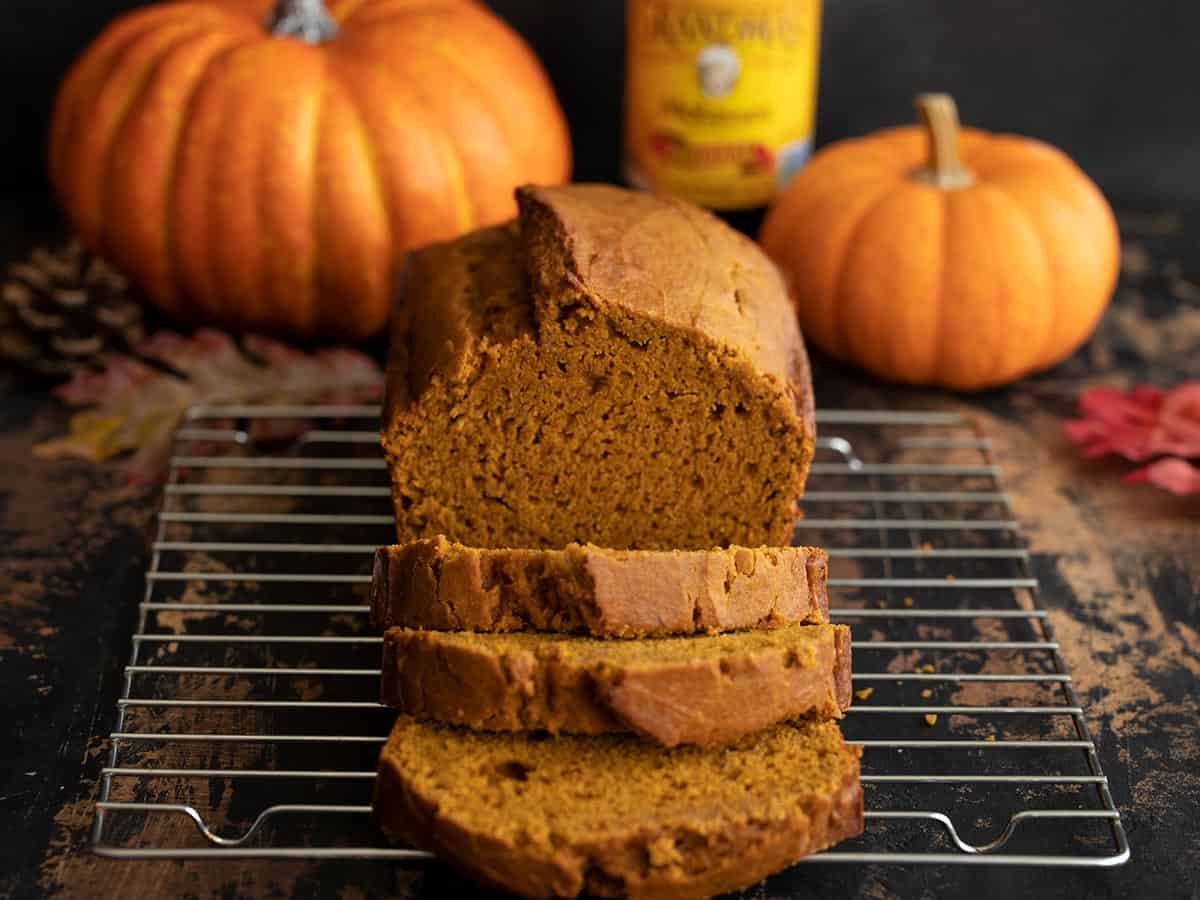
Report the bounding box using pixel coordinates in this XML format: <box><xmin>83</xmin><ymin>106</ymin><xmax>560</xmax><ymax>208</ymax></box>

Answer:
<box><xmin>269</xmin><ymin>0</ymin><xmax>338</xmax><ymax>43</ymax></box>
<box><xmin>912</xmin><ymin>93</ymin><xmax>975</xmax><ymax>190</ymax></box>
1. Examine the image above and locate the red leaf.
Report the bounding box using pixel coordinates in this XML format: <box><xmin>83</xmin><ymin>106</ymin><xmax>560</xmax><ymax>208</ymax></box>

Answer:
<box><xmin>1077</xmin><ymin>385</ymin><xmax>1163</xmax><ymax>423</ymax></box>
<box><xmin>1158</xmin><ymin>383</ymin><xmax>1200</xmax><ymax>456</ymax></box>
<box><xmin>1063</xmin><ymin>382</ymin><xmax>1200</xmax><ymax>461</ymax></box>
<box><xmin>1123</xmin><ymin>458</ymin><xmax>1200</xmax><ymax>496</ymax></box>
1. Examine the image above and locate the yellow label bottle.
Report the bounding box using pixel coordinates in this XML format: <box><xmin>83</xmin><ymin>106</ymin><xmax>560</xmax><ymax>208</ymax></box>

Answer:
<box><xmin>624</xmin><ymin>0</ymin><xmax>822</xmax><ymax>211</ymax></box>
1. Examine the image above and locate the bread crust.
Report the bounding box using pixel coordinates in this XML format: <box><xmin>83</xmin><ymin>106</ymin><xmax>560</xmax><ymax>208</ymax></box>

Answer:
<box><xmin>380</xmin><ymin>623</ymin><xmax>851</xmax><ymax>747</ymax></box>
<box><xmin>370</xmin><ymin>536</ymin><xmax>829</xmax><ymax>636</ymax></box>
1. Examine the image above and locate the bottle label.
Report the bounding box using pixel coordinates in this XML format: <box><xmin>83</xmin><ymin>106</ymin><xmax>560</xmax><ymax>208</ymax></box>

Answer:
<box><xmin>624</xmin><ymin>0</ymin><xmax>822</xmax><ymax>211</ymax></box>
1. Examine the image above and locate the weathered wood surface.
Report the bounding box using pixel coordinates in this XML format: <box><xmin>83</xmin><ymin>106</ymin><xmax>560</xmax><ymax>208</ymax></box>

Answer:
<box><xmin>1</xmin><ymin>209</ymin><xmax>1197</xmax><ymax>899</ymax></box>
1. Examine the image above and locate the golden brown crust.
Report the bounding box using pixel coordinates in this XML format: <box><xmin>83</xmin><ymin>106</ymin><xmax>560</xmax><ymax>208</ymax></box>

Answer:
<box><xmin>515</xmin><ymin>184</ymin><xmax>811</xmax><ymax>421</ymax></box>
<box><xmin>832</xmin><ymin>622</ymin><xmax>853</xmax><ymax>718</ymax></box>
<box><xmin>370</xmin><ymin>537</ymin><xmax>829</xmax><ymax>636</ymax></box>
<box><xmin>380</xmin><ymin>624</ymin><xmax>851</xmax><ymax>747</ymax></box>
<box><xmin>372</xmin><ymin>717</ymin><xmax>864</xmax><ymax>900</ymax></box>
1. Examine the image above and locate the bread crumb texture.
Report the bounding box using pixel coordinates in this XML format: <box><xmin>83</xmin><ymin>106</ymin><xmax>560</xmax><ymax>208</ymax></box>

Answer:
<box><xmin>381</xmin><ymin>185</ymin><xmax>815</xmax><ymax>551</ymax></box>
<box><xmin>374</xmin><ymin>715</ymin><xmax>863</xmax><ymax>899</ymax></box>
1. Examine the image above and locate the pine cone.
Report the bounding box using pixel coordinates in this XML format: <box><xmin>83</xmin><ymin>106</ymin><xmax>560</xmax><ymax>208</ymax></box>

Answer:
<box><xmin>1</xmin><ymin>240</ymin><xmax>145</xmax><ymax>376</ymax></box>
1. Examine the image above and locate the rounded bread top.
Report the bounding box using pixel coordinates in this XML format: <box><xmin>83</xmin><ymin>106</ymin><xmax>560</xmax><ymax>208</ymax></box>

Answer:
<box><xmin>516</xmin><ymin>183</ymin><xmax>812</xmax><ymax>416</ymax></box>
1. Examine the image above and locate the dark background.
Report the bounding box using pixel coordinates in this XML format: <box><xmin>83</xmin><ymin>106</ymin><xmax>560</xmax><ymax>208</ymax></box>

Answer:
<box><xmin>4</xmin><ymin>0</ymin><xmax>1200</xmax><ymax>223</ymax></box>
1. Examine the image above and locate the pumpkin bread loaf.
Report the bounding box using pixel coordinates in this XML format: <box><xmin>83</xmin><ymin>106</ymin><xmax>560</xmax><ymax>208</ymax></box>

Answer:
<box><xmin>373</xmin><ymin>715</ymin><xmax>863</xmax><ymax>900</ymax></box>
<box><xmin>370</xmin><ymin>536</ymin><xmax>829</xmax><ymax>636</ymax></box>
<box><xmin>380</xmin><ymin>623</ymin><xmax>851</xmax><ymax>748</ymax></box>
<box><xmin>381</xmin><ymin>184</ymin><xmax>815</xmax><ymax>550</ymax></box>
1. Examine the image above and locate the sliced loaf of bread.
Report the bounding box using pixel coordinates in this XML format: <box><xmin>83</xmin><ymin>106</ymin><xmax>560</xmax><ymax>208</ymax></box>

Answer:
<box><xmin>381</xmin><ymin>184</ymin><xmax>815</xmax><ymax>551</ymax></box>
<box><xmin>370</xmin><ymin>536</ymin><xmax>828</xmax><ymax>636</ymax></box>
<box><xmin>373</xmin><ymin>715</ymin><xmax>863</xmax><ymax>900</ymax></box>
<box><xmin>381</xmin><ymin>622</ymin><xmax>851</xmax><ymax>747</ymax></box>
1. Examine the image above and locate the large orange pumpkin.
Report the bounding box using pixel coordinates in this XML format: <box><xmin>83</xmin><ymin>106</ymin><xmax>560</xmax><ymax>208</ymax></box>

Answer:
<box><xmin>49</xmin><ymin>0</ymin><xmax>571</xmax><ymax>340</ymax></box>
<box><xmin>760</xmin><ymin>94</ymin><xmax>1119</xmax><ymax>391</ymax></box>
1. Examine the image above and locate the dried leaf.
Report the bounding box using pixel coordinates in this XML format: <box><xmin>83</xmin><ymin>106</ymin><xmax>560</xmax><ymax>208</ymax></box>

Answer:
<box><xmin>1063</xmin><ymin>382</ymin><xmax>1200</xmax><ymax>461</ymax></box>
<box><xmin>35</xmin><ymin>328</ymin><xmax>383</xmax><ymax>484</ymax></box>
<box><xmin>1160</xmin><ymin>383</ymin><xmax>1200</xmax><ymax>451</ymax></box>
<box><xmin>1124</xmin><ymin>458</ymin><xmax>1200</xmax><ymax>496</ymax></box>
<box><xmin>1063</xmin><ymin>381</ymin><xmax>1200</xmax><ymax>498</ymax></box>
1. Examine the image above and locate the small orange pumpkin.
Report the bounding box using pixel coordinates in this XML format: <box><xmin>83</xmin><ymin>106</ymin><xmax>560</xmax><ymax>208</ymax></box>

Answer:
<box><xmin>760</xmin><ymin>94</ymin><xmax>1119</xmax><ymax>390</ymax></box>
<box><xmin>49</xmin><ymin>0</ymin><xmax>571</xmax><ymax>341</ymax></box>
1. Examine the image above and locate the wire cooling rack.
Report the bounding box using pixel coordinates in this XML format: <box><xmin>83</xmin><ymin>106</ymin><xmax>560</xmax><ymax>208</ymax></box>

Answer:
<box><xmin>91</xmin><ymin>405</ymin><xmax>1129</xmax><ymax>868</ymax></box>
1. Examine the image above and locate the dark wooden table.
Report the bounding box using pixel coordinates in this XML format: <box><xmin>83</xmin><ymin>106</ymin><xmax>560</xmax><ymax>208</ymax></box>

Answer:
<box><xmin>2</xmin><ymin>208</ymin><xmax>1197</xmax><ymax>899</ymax></box>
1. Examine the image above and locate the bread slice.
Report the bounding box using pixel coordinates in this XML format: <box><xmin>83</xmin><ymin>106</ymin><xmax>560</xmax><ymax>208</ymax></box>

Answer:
<box><xmin>381</xmin><ymin>184</ymin><xmax>815</xmax><ymax>551</ymax></box>
<box><xmin>373</xmin><ymin>715</ymin><xmax>863</xmax><ymax>899</ymax></box>
<box><xmin>370</xmin><ymin>536</ymin><xmax>829</xmax><ymax>636</ymax></box>
<box><xmin>380</xmin><ymin>622</ymin><xmax>851</xmax><ymax>747</ymax></box>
